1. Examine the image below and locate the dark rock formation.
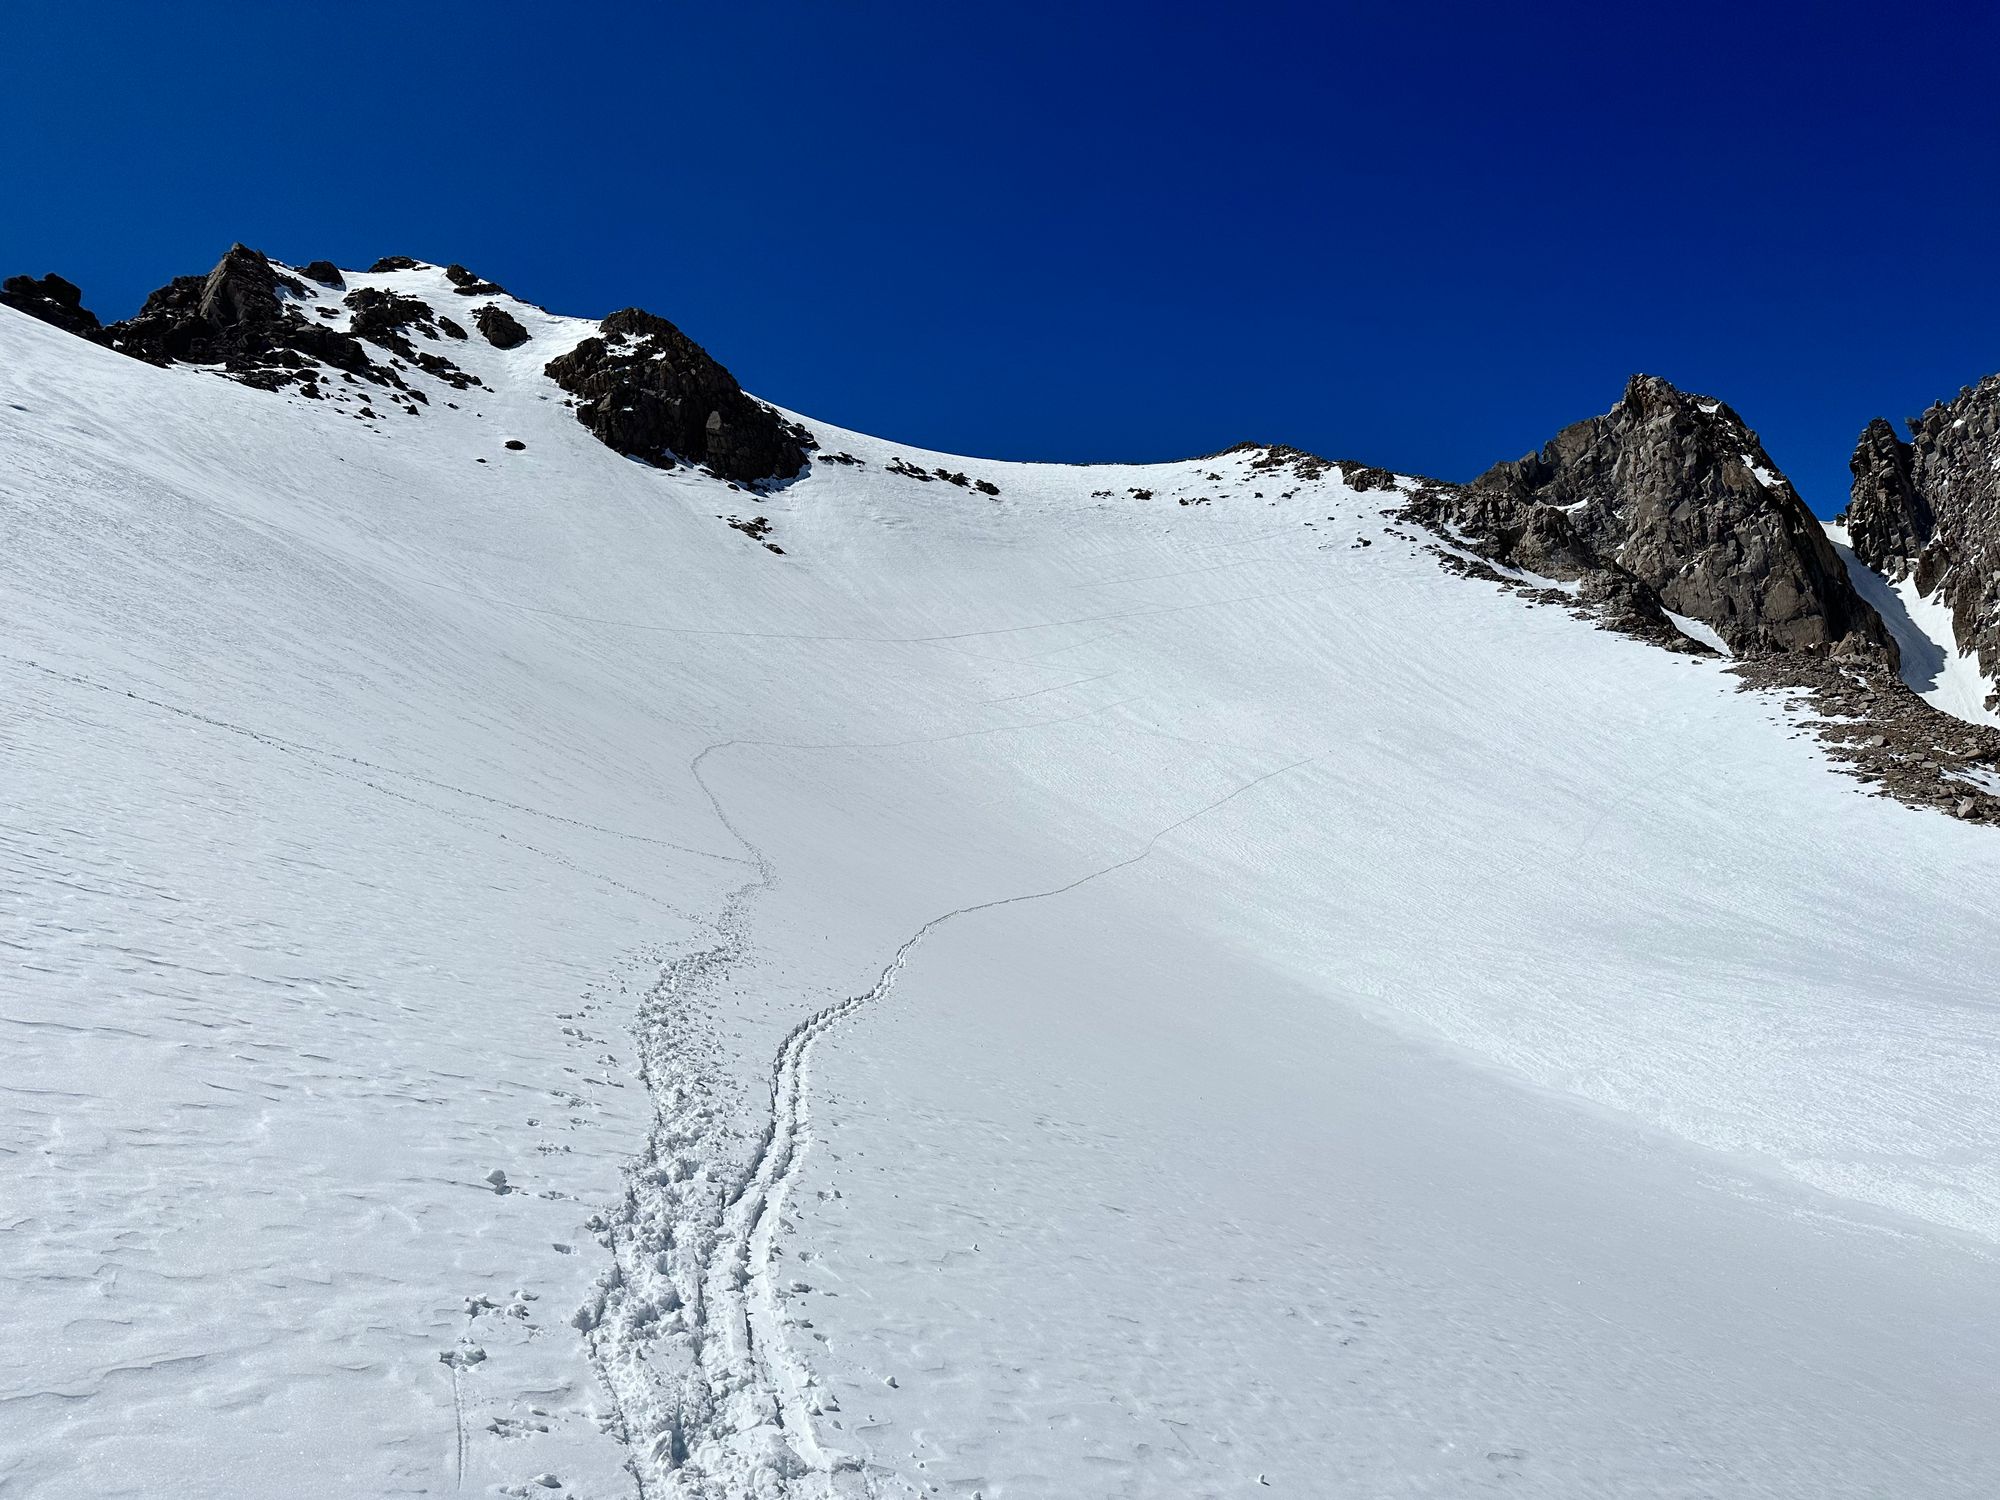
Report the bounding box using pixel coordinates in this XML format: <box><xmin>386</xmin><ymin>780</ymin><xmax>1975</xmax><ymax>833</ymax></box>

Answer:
<box><xmin>341</xmin><ymin>287</ymin><xmax>481</xmax><ymax>390</ymax></box>
<box><xmin>101</xmin><ymin>244</ymin><xmax>379</xmax><ymax>392</ymax></box>
<box><xmin>343</xmin><ymin>287</ymin><xmax>437</xmax><ymax>352</ymax></box>
<box><xmin>1239</xmin><ymin>443</ymin><xmax>1368</xmax><ymax>489</ymax></box>
<box><xmin>1223</xmin><ymin>442</ymin><xmax>1409</xmax><ymax>493</ymax></box>
<box><xmin>9</xmin><ymin>252</ymin><xmax>793</xmax><ymax>477</ymax></box>
<box><xmin>1</xmin><ymin>273</ymin><xmax>101</xmax><ymax>335</ymax></box>
<box><xmin>1401</xmin><ymin>373</ymin><xmax>2000</xmax><ymax>823</ymax></box>
<box><xmin>1845</xmin><ymin>376</ymin><xmax>2000</xmax><ymax>699</ymax></box>
<box><xmin>204</xmin><ymin>243</ymin><xmax>300</xmax><ymax>324</ymax></box>
<box><xmin>1418</xmin><ymin>529</ymin><xmax>1708</xmax><ymax>657</ymax></box>
<box><xmin>1845</xmin><ymin>419</ymin><xmax>1930</xmax><ymax>582</ymax></box>
<box><xmin>1413</xmin><ymin>374</ymin><xmax>1894</xmax><ymax>663</ymax></box>
<box><xmin>474</xmin><ymin>304</ymin><xmax>529</xmax><ymax>349</ymax></box>
<box><xmin>543</xmin><ymin>307</ymin><xmax>811</xmax><ymax>485</ymax></box>
<box><xmin>77</xmin><ymin>244</ymin><xmax>479</xmax><ymax>399</ymax></box>
<box><xmin>445</xmin><ymin>263</ymin><xmax>506</xmax><ymax>296</ymax></box>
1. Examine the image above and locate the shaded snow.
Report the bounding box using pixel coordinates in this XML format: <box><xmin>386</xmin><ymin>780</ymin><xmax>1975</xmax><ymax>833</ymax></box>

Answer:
<box><xmin>1826</xmin><ymin>521</ymin><xmax>2000</xmax><ymax>727</ymax></box>
<box><xmin>1663</xmin><ymin>608</ymin><xmax>1730</xmax><ymax>654</ymax></box>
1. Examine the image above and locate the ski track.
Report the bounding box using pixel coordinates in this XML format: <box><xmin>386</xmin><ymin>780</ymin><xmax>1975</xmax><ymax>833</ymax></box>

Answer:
<box><xmin>13</xmin><ymin>262</ymin><xmax>2000</xmax><ymax>1500</ymax></box>
<box><xmin>582</xmin><ymin>738</ymin><xmax>1319</xmax><ymax>1497</ymax></box>
<box><xmin>6</xmin><ymin>655</ymin><xmax>744</xmax><ymax>864</ymax></box>
<box><xmin>450</xmin><ymin>1359</ymin><xmax>467</xmax><ymax>1490</ymax></box>
<box><xmin>11</xmin><ymin>655</ymin><xmax>708</xmax><ymax>925</ymax></box>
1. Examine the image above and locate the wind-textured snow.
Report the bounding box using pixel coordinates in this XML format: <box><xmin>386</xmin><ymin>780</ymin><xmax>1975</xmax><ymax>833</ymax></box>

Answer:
<box><xmin>5</xmin><ymin>271</ymin><xmax>2000</xmax><ymax>1499</ymax></box>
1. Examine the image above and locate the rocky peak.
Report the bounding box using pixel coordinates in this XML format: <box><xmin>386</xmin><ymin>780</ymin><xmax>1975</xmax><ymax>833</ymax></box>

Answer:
<box><xmin>1401</xmin><ymin>375</ymin><xmax>2000</xmax><ymax>822</ymax></box>
<box><xmin>1431</xmin><ymin>373</ymin><xmax>1894</xmax><ymax>662</ymax></box>
<box><xmin>49</xmin><ymin>243</ymin><xmax>483</xmax><ymax>409</ymax></box>
<box><xmin>2</xmin><ymin>247</ymin><xmax>797</xmax><ymax>475</ymax></box>
<box><xmin>1845</xmin><ymin>373</ymin><xmax>2000</xmax><ymax>699</ymax></box>
<box><xmin>543</xmin><ymin>307</ymin><xmax>812</xmax><ymax>486</ymax></box>
<box><xmin>1</xmin><ymin>272</ymin><xmax>102</xmax><ymax>336</ymax></box>
<box><xmin>192</xmin><ymin>242</ymin><xmax>305</xmax><ymax>329</ymax></box>
<box><xmin>107</xmin><ymin>243</ymin><xmax>320</xmax><ymax>371</ymax></box>
<box><xmin>1845</xmin><ymin>418</ymin><xmax>1929</xmax><ymax>582</ymax></box>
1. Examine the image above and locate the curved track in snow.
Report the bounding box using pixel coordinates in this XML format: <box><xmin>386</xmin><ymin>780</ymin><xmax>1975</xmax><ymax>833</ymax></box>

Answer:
<box><xmin>583</xmin><ymin>738</ymin><xmax>1320</xmax><ymax>1497</ymax></box>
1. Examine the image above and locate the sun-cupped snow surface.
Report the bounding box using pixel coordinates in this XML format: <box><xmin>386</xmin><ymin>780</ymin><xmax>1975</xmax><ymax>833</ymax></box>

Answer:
<box><xmin>4</xmin><ymin>272</ymin><xmax>2000</xmax><ymax>1500</ymax></box>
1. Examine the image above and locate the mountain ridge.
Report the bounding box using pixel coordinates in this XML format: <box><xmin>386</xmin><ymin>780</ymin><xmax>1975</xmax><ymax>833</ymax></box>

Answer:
<box><xmin>9</xmin><ymin>242</ymin><xmax>2000</xmax><ymax>828</ymax></box>
<box><xmin>8</xmin><ymin>253</ymin><xmax>2000</xmax><ymax>1498</ymax></box>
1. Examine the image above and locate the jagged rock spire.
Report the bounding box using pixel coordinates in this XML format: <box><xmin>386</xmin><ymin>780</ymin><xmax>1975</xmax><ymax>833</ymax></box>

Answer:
<box><xmin>1846</xmin><ymin>375</ymin><xmax>2000</xmax><ymax>701</ymax></box>
<box><xmin>1428</xmin><ymin>373</ymin><xmax>1895</xmax><ymax>662</ymax></box>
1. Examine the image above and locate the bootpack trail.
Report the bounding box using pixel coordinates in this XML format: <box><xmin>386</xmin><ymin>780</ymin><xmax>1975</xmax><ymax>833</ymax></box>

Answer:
<box><xmin>13</xmin><ymin>268</ymin><xmax>2000</xmax><ymax>1499</ymax></box>
<box><xmin>582</xmin><ymin>737</ymin><xmax>1322</xmax><ymax>1497</ymax></box>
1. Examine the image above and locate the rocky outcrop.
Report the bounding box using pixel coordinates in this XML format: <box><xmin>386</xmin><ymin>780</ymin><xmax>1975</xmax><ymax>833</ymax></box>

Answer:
<box><xmin>101</xmin><ymin>244</ymin><xmax>376</xmax><ymax>392</ymax></box>
<box><xmin>1417</xmin><ymin>523</ymin><xmax>1709</xmax><ymax>658</ymax></box>
<box><xmin>445</xmin><ymin>263</ymin><xmax>506</xmax><ymax>296</ymax></box>
<box><xmin>1414</xmin><ymin>374</ymin><xmax>1895</xmax><ymax>663</ymax></box>
<box><xmin>60</xmin><ymin>244</ymin><xmax>480</xmax><ymax>402</ymax></box>
<box><xmin>474</xmin><ymin>304</ymin><xmax>529</xmax><ymax>349</ymax></box>
<box><xmin>1845</xmin><ymin>419</ymin><xmax>1930</xmax><ymax>583</ymax></box>
<box><xmin>2</xmin><ymin>249</ymin><xmax>787</xmax><ymax>466</ymax></box>
<box><xmin>1225</xmin><ymin>442</ymin><xmax>1407</xmax><ymax>493</ymax></box>
<box><xmin>543</xmin><ymin>308</ymin><xmax>811</xmax><ymax>486</ymax></box>
<box><xmin>1844</xmin><ymin>376</ymin><xmax>2000</xmax><ymax>700</ymax></box>
<box><xmin>1</xmin><ymin>273</ymin><xmax>101</xmax><ymax>335</ymax></box>
<box><xmin>1728</xmin><ymin>653</ymin><xmax>2000</xmax><ymax>822</ymax></box>
<box><xmin>342</xmin><ymin>286</ymin><xmax>428</xmax><ymax>345</ymax></box>
<box><xmin>1404</xmin><ymin>374</ymin><xmax>2000</xmax><ymax>823</ymax></box>
<box><xmin>340</xmin><ymin>286</ymin><xmax>481</xmax><ymax>390</ymax></box>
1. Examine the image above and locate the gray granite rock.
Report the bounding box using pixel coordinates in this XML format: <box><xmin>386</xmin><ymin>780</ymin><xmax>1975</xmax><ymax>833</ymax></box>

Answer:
<box><xmin>1419</xmin><ymin>374</ymin><xmax>1894</xmax><ymax>663</ymax></box>
<box><xmin>1845</xmin><ymin>375</ymin><xmax>2000</xmax><ymax>704</ymax></box>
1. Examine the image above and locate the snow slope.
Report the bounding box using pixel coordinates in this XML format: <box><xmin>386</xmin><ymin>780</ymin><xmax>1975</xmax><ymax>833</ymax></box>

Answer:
<box><xmin>1826</xmin><ymin>520</ymin><xmax>2000</xmax><ymax>726</ymax></box>
<box><xmin>5</xmin><ymin>272</ymin><xmax>2000</xmax><ymax>1499</ymax></box>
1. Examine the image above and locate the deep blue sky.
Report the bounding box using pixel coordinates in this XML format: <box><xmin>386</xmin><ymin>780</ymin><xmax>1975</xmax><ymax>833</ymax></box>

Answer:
<box><xmin>5</xmin><ymin>1</ymin><xmax>1997</xmax><ymax>514</ymax></box>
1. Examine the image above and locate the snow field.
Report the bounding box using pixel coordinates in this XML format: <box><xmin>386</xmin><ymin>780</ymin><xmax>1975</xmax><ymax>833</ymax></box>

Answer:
<box><xmin>6</xmin><ymin>278</ymin><xmax>2000</xmax><ymax>1498</ymax></box>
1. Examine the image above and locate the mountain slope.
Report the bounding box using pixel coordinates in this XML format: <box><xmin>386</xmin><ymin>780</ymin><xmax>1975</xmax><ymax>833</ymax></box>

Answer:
<box><xmin>1841</xmin><ymin>377</ymin><xmax>2000</xmax><ymax>723</ymax></box>
<box><xmin>5</xmin><ymin>260</ymin><xmax>2000</xmax><ymax>1499</ymax></box>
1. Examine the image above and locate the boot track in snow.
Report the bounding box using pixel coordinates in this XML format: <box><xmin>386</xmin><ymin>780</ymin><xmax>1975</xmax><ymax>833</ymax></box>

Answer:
<box><xmin>582</xmin><ymin>741</ymin><xmax>1318</xmax><ymax>1497</ymax></box>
